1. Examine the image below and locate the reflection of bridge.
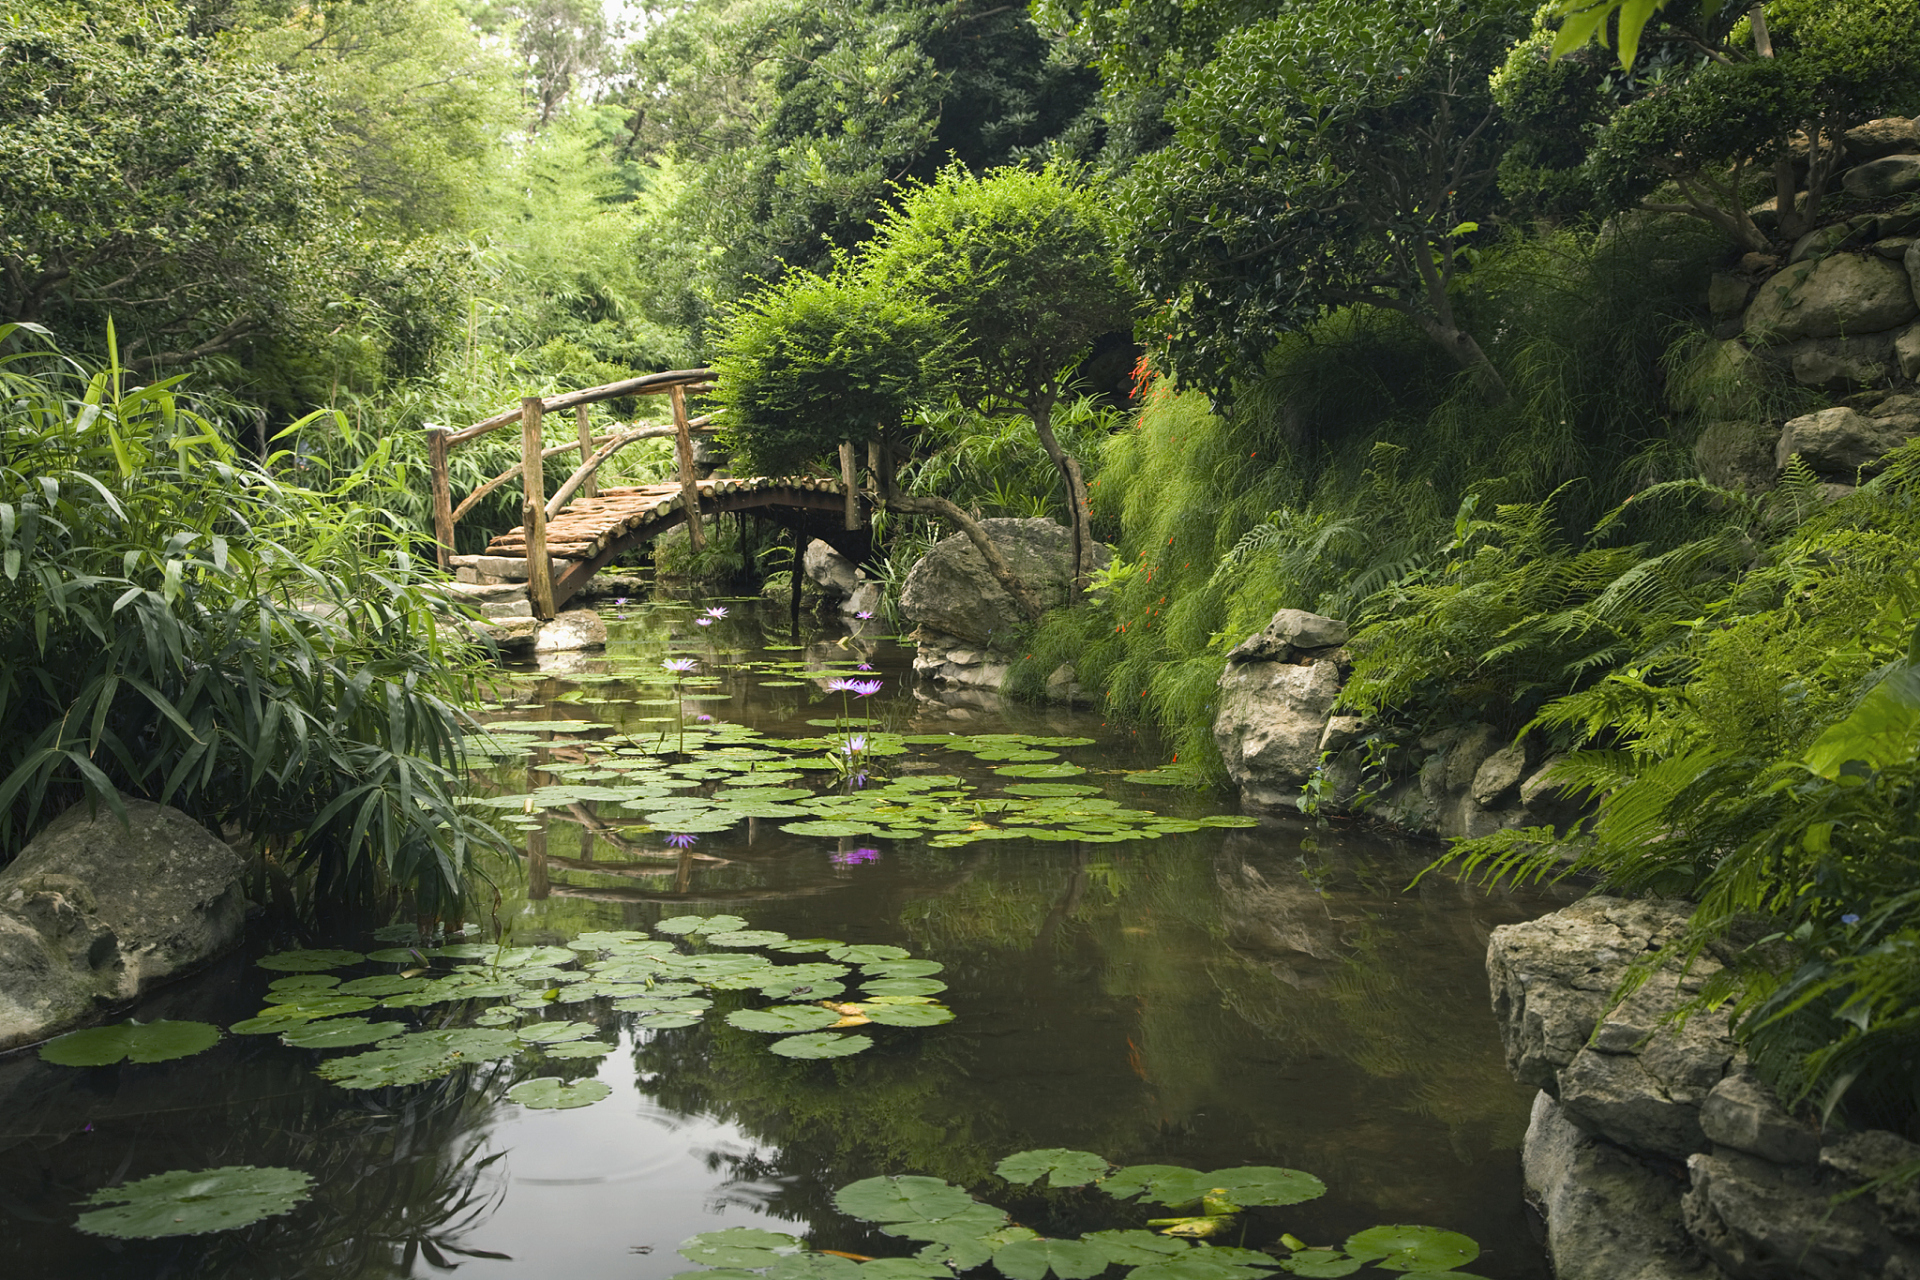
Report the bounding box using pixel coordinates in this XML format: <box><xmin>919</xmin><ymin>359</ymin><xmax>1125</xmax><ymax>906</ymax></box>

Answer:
<box><xmin>425</xmin><ymin>369</ymin><xmax>876</xmax><ymax>616</ymax></box>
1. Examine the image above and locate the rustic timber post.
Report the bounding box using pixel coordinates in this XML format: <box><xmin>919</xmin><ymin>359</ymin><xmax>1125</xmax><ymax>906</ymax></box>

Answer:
<box><xmin>427</xmin><ymin>426</ymin><xmax>455</xmax><ymax>570</ymax></box>
<box><xmin>521</xmin><ymin>396</ymin><xmax>557</xmax><ymax>621</ymax></box>
<box><xmin>576</xmin><ymin>404</ymin><xmax>598</xmax><ymax>500</ymax></box>
<box><xmin>838</xmin><ymin>441</ymin><xmax>861</xmax><ymax>530</ymax></box>
<box><xmin>671</xmin><ymin>384</ymin><xmax>706</xmax><ymax>551</ymax></box>
<box><xmin>790</xmin><ymin>523</ymin><xmax>803</xmax><ymax>637</ymax></box>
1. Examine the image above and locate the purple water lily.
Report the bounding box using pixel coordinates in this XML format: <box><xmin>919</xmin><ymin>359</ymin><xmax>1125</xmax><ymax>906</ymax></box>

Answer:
<box><xmin>831</xmin><ymin>848</ymin><xmax>880</xmax><ymax>866</ymax></box>
<box><xmin>824</xmin><ymin>676</ymin><xmax>855</xmax><ymax>693</ymax></box>
<box><xmin>696</xmin><ymin>617</ymin><xmax>713</xmax><ymax>626</ymax></box>
<box><xmin>704</xmin><ymin>606</ymin><xmax>729</xmax><ymax>619</ymax></box>
<box><xmin>855</xmin><ymin>610</ymin><xmax>874</xmax><ymax>620</ymax></box>
<box><xmin>663</xmin><ymin>832</ymin><xmax>700</xmax><ymax>849</ymax></box>
<box><xmin>661</xmin><ymin>657</ymin><xmax>698</xmax><ymax>673</ymax></box>
<box><xmin>846</xmin><ymin>679</ymin><xmax>883</xmax><ymax>697</ymax></box>
<box><xmin>841</xmin><ymin>735</ymin><xmax>868</xmax><ymax>755</ymax></box>
<box><xmin>696</xmin><ymin>713</ymin><xmax>713</xmax><ymax>722</ymax></box>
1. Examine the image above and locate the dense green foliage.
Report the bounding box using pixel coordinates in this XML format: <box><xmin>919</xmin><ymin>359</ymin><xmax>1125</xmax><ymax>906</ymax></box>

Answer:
<box><xmin>0</xmin><ymin>328</ymin><xmax>500</xmax><ymax>913</ymax></box>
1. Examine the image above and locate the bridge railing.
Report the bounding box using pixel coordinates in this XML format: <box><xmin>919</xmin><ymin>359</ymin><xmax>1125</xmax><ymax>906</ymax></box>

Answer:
<box><xmin>423</xmin><ymin>368</ymin><xmax>715</xmax><ymax>614</ymax></box>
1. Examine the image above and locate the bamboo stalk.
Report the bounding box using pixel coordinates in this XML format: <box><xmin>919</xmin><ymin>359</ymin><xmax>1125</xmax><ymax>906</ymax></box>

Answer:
<box><xmin>671</xmin><ymin>385</ymin><xmax>705</xmax><ymax>552</ymax></box>
<box><xmin>522</xmin><ymin>396</ymin><xmax>556</xmax><ymax>621</ymax></box>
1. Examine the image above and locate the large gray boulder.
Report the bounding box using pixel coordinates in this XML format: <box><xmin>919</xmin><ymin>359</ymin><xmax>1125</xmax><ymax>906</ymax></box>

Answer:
<box><xmin>1225</xmin><ymin>609</ymin><xmax>1350</xmax><ymax>663</ymax></box>
<box><xmin>899</xmin><ymin>518</ymin><xmax>1105</xmax><ymax>651</ymax></box>
<box><xmin>534</xmin><ymin>607</ymin><xmax>607</xmax><ymax>652</ymax></box>
<box><xmin>1524</xmin><ymin>1092</ymin><xmax>1722</xmax><ymax>1280</ymax></box>
<box><xmin>0</xmin><ymin>799</ymin><xmax>250</xmax><ymax>1050</ymax></box>
<box><xmin>1683</xmin><ymin>1146</ymin><xmax>1920</xmax><ymax>1279</ymax></box>
<box><xmin>1487</xmin><ymin>896</ymin><xmax>1736</xmax><ymax>1158</ymax></box>
<box><xmin>804</xmin><ymin>539</ymin><xmax>860</xmax><ymax>597</ymax></box>
<box><xmin>1841</xmin><ymin>154</ymin><xmax>1920</xmax><ymax>201</ymax></box>
<box><xmin>1745</xmin><ymin>253</ymin><xmax>1918</xmax><ymax>341</ymax></box>
<box><xmin>1844</xmin><ymin>118</ymin><xmax>1920</xmax><ymax>162</ymax></box>
<box><xmin>1213</xmin><ymin>656</ymin><xmax>1343</xmax><ymax>808</ymax></box>
<box><xmin>1777</xmin><ymin>406</ymin><xmax>1916</xmax><ymax>477</ymax></box>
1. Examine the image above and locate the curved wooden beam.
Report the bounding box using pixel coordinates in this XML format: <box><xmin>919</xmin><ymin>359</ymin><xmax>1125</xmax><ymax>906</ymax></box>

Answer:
<box><xmin>447</xmin><ymin>369</ymin><xmax>714</xmax><ymax>445</ymax></box>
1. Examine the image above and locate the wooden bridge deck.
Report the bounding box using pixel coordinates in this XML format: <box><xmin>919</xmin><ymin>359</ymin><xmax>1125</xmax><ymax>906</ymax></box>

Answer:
<box><xmin>482</xmin><ymin>475</ymin><xmax>871</xmax><ymax>608</ymax></box>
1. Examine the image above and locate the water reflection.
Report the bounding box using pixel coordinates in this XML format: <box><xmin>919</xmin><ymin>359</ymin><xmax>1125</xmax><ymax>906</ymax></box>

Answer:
<box><xmin>0</xmin><ymin>598</ymin><xmax>1560</xmax><ymax>1278</ymax></box>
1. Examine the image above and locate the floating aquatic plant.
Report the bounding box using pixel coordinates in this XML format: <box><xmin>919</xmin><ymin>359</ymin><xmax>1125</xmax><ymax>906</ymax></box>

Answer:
<box><xmin>674</xmin><ymin>1155</ymin><xmax>1485</xmax><ymax>1280</ymax></box>
<box><xmin>40</xmin><ymin>1019</ymin><xmax>220</xmax><ymax>1067</ymax></box>
<box><xmin>74</xmin><ymin>1165</ymin><xmax>313</xmax><ymax>1238</ymax></box>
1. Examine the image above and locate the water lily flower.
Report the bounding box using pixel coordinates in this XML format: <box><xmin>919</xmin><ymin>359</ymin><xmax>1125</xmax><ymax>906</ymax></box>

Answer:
<box><xmin>824</xmin><ymin>676</ymin><xmax>855</xmax><ymax>693</ymax></box>
<box><xmin>855</xmin><ymin>610</ymin><xmax>874</xmax><ymax>620</ymax></box>
<box><xmin>661</xmin><ymin>657</ymin><xmax>698</xmax><ymax>673</ymax></box>
<box><xmin>696</xmin><ymin>617</ymin><xmax>713</xmax><ymax>626</ymax></box>
<box><xmin>847</xmin><ymin>679</ymin><xmax>883</xmax><ymax>697</ymax></box>
<box><xmin>705</xmin><ymin>606</ymin><xmax>729</xmax><ymax>619</ymax></box>
<box><xmin>857</xmin><ymin>662</ymin><xmax>874</xmax><ymax>671</ymax></box>
<box><xmin>841</xmin><ymin>735</ymin><xmax>867</xmax><ymax>755</ymax></box>
<box><xmin>831</xmin><ymin>848</ymin><xmax>880</xmax><ymax>866</ymax></box>
<box><xmin>696</xmin><ymin>714</ymin><xmax>713</xmax><ymax>722</ymax></box>
<box><xmin>663</xmin><ymin>832</ymin><xmax>699</xmax><ymax>849</ymax></box>
<box><xmin>614</xmin><ymin>597</ymin><xmax>629</xmax><ymax>606</ymax></box>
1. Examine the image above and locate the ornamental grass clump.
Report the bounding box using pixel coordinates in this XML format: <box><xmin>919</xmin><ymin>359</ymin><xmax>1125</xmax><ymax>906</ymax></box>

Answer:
<box><xmin>0</xmin><ymin>326</ymin><xmax>501</xmax><ymax>917</ymax></box>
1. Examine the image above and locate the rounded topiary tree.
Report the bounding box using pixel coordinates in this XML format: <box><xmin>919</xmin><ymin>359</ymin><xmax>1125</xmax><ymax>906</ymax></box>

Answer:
<box><xmin>860</xmin><ymin>163</ymin><xmax>1134</xmax><ymax>599</ymax></box>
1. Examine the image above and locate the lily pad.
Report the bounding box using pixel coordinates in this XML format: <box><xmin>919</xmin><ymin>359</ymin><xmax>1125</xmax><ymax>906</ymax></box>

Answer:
<box><xmin>827</xmin><ymin>944</ymin><xmax>911</xmax><ymax>964</ymax></box>
<box><xmin>278</xmin><ymin>1019</ymin><xmax>407</xmax><ymax>1050</ymax></box>
<box><xmin>862</xmin><ymin>1003</ymin><xmax>955</xmax><ymax>1028</ymax></box>
<box><xmin>992</xmin><ymin>1237</ymin><xmax>1110</xmax><ymax>1280</ymax></box>
<box><xmin>726</xmin><ymin>1005</ymin><xmax>843</xmax><ymax>1034</ymax></box>
<box><xmin>1273</xmin><ymin>1255</ymin><xmax>1361</xmax><ymax>1278</ymax></box>
<box><xmin>40</xmin><ymin>1020</ymin><xmax>220</xmax><ymax>1067</ymax></box>
<box><xmin>991</xmin><ymin>763</ymin><xmax>1087</xmax><ymax>779</ymax></box>
<box><xmin>1099</xmin><ymin>1165</ymin><xmax>1219</xmax><ymax>1207</ymax></box>
<box><xmin>1208</xmin><ymin>1167</ymin><xmax>1326</xmax><ymax>1208</ymax></box>
<box><xmin>994</xmin><ymin>1149</ymin><xmax>1111</xmax><ymax>1189</ymax></box>
<box><xmin>514</xmin><ymin>1021</ymin><xmax>598</xmax><ymax>1044</ymax></box>
<box><xmin>256</xmin><ymin>949</ymin><xmax>365</xmax><ymax>972</ymax></box>
<box><xmin>769</xmin><ymin>1031</ymin><xmax>870</xmax><ymax>1058</ymax></box>
<box><xmin>315</xmin><ymin>1028</ymin><xmax>519</xmax><ymax>1089</ymax></box>
<box><xmin>863</xmin><ymin>978</ymin><xmax>948</xmax><ymax>997</ymax></box>
<box><xmin>1082</xmin><ymin>1230</ymin><xmax>1191</xmax><ymax>1265</ymax></box>
<box><xmin>834</xmin><ymin>1176</ymin><xmax>978</xmax><ymax>1224</ymax></box>
<box><xmin>860</xmin><ymin>1259</ymin><xmax>956</xmax><ymax>1280</ymax></box>
<box><xmin>707</xmin><ymin>930</ymin><xmax>790</xmax><ymax>948</ymax></box>
<box><xmin>1341</xmin><ymin>1226</ymin><xmax>1478</xmax><ymax>1272</ymax></box>
<box><xmin>680</xmin><ymin>1227</ymin><xmax>804</xmax><ymax>1268</ymax></box>
<box><xmin>542</xmin><ymin>1040</ymin><xmax>615</xmax><ymax>1058</ymax></box>
<box><xmin>862</xmin><ymin>959</ymin><xmax>944</xmax><ymax>979</ymax></box>
<box><xmin>507</xmin><ymin>1077</ymin><xmax>613</xmax><ymax>1109</ymax></box>
<box><xmin>73</xmin><ymin>1165</ymin><xmax>313</xmax><ymax>1238</ymax></box>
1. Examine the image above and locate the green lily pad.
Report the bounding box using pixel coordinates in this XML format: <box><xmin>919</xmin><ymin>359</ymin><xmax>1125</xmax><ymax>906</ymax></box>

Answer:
<box><xmin>1342</xmin><ymin>1226</ymin><xmax>1478</xmax><ymax>1272</ymax></box>
<box><xmin>256</xmin><ymin>949</ymin><xmax>365</xmax><ymax>972</ymax></box>
<box><xmin>335</xmin><ymin>975</ymin><xmax>430</xmax><ymax>998</ymax></box>
<box><xmin>707</xmin><ymin>930</ymin><xmax>790</xmax><ymax>948</ymax></box>
<box><xmin>991</xmin><ymin>763</ymin><xmax>1087</xmax><ymax>779</ymax></box>
<box><xmin>994</xmin><ymin>1149</ymin><xmax>1111</xmax><ymax>1188</ymax></box>
<box><xmin>1198</xmin><ymin>815</ymin><xmax>1261</xmax><ymax>828</ymax></box>
<box><xmin>1099</xmin><ymin>1165</ymin><xmax>1218</xmax><ymax>1207</ymax></box>
<box><xmin>278</xmin><ymin>1019</ymin><xmax>407</xmax><ymax>1050</ymax></box>
<box><xmin>73</xmin><ymin>1165</ymin><xmax>313</xmax><ymax>1238</ymax></box>
<box><xmin>860</xmin><ymin>1259</ymin><xmax>956</xmax><ymax>1280</ymax></box>
<box><xmin>726</xmin><ymin>1005</ymin><xmax>843</xmax><ymax>1034</ymax></box>
<box><xmin>835</xmin><ymin>1176</ymin><xmax>977</xmax><ymax>1223</ymax></box>
<box><xmin>992</xmin><ymin>1237</ymin><xmax>1110</xmax><ymax>1280</ymax></box>
<box><xmin>507</xmin><ymin>1077</ymin><xmax>613</xmax><ymax>1109</ymax></box>
<box><xmin>1082</xmin><ymin>1230</ymin><xmax>1191</xmax><ymax>1265</ymax></box>
<box><xmin>862</xmin><ymin>959</ymin><xmax>944</xmax><ymax>979</ymax></box>
<box><xmin>542</xmin><ymin>1040</ymin><xmax>615</xmax><ymax>1058</ymax></box>
<box><xmin>769</xmin><ymin>1031</ymin><xmax>870</xmax><ymax>1058</ymax></box>
<box><xmin>680</xmin><ymin>1227</ymin><xmax>803</xmax><ymax>1268</ymax></box>
<box><xmin>1127</xmin><ymin>1255</ymin><xmax>1278</xmax><ymax>1280</ymax></box>
<box><xmin>827</xmin><ymin>944</ymin><xmax>910</xmax><ymax>964</ymax></box>
<box><xmin>1003</xmin><ymin>783</ymin><xmax>1102</xmax><ymax>797</ymax></box>
<box><xmin>781</xmin><ymin>819</ymin><xmax>884</xmax><ymax>837</ymax></box>
<box><xmin>769</xmin><ymin>1254</ymin><xmax>864</xmax><ymax>1280</ymax></box>
<box><xmin>1273</xmin><ymin>1254</ymin><xmax>1361</xmax><ymax>1278</ymax></box>
<box><xmin>514</xmin><ymin>1021</ymin><xmax>598</xmax><ymax>1044</ymax></box>
<box><xmin>266</xmin><ymin>975</ymin><xmax>339</xmax><ymax>991</ymax></box>
<box><xmin>878</xmin><ymin>1202</ymin><xmax>1011</xmax><ymax>1242</ymax></box>
<box><xmin>862</xmin><ymin>1003</ymin><xmax>955</xmax><ymax>1028</ymax></box>
<box><xmin>626</xmin><ymin>1010</ymin><xmax>704</xmax><ymax>1029</ymax></box>
<box><xmin>40</xmin><ymin>1020</ymin><xmax>220</xmax><ymax>1067</ymax></box>
<box><xmin>1208</xmin><ymin>1167</ymin><xmax>1326</xmax><ymax>1208</ymax></box>
<box><xmin>863</xmin><ymin>978</ymin><xmax>948</xmax><ymax>997</ymax></box>
<box><xmin>315</xmin><ymin>1028</ymin><xmax>519</xmax><ymax>1089</ymax></box>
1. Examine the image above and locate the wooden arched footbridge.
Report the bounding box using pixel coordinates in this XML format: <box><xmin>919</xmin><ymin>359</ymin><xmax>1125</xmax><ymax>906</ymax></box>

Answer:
<box><xmin>424</xmin><ymin>369</ymin><xmax>877</xmax><ymax>616</ymax></box>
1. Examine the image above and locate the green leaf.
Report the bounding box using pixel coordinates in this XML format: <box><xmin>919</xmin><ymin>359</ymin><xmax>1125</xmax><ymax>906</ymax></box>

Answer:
<box><xmin>994</xmin><ymin>1149</ymin><xmax>1111</xmax><ymax>1188</ymax></box>
<box><xmin>769</xmin><ymin>1031</ymin><xmax>870</xmax><ymax>1058</ymax></box>
<box><xmin>256</xmin><ymin>948</ymin><xmax>365</xmax><ymax>972</ymax></box>
<box><xmin>708</xmin><ymin>930</ymin><xmax>791</xmax><ymax>948</ymax></box>
<box><xmin>1804</xmin><ymin>664</ymin><xmax>1920</xmax><ymax>779</ymax></box>
<box><xmin>769</xmin><ymin>1254</ymin><xmax>865</xmax><ymax>1280</ymax></box>
<box><xmin>834</xmin><ymin>1175</ymin><xmax>978</xmax><ymax>1224</ymax></box>
<box><xmin>726</xmin><ymin>1005</ymin><xmax>844</xmax><ymax>1033</ymax></box>
<box><xmin>880</xmin><ymin>1202</ymin><xmax>1011</xmax><ymax>1242</ymax></box>
<box><xmin>74</xmin><ymin>1166</ymin><xmax>313</xmax><ymax>1238</ymax></box>
<box><xmin>1206</xmin><ymin>1167</ymin><xmax>1325</xmax><ymax>1208</ymax></box>
<box><xmin>1099</xmin><ymin>1165</ymin><xmax>1218</xmax><ymax>1207</ymax></box>
<box><xmin>507</xmin><ymin>1077</ymin><xmax>613</xmax><ymax>1109</ymax></box>
<box><xmin>542</xmin><ymin>1040</ymin><xmax>615</xmax><ymax>1058</ymax></box>
<box><xmin>862</xmin><ymin>1003</ymin><xmax>955</xmax><ymax>1028</ymax></box>
<box><xmin>514</xmin><ymin>1021</ymin><xmax>599</xmax><ymax>1044</ymax></box>
<box><xmin>828</xmin><ymin>944</ymin><xmax>911</xmax><ymax>963</ymax></box>
<box><xmin>40</xmin><ymin>1019</ymin><xmax>219</xmax><ymax>1066</ymax></box>
<box><xmin>1275</xmin><ymin>1255</ymin><xmax>1360</xmax><ymax>1278</ymax></box>
<box><xmin>1342</xmin><ymin>1226</ymin><xmax>1479</xmax><ymax>1272</ymax></box>
<box><xmin>680</xmin><ymin>1227</ymin><xmax>803</xmax><ymax>1267</ymax></box>
<box><xmin>1125</xmin><ymin>1254</ymin><xmax>1277</xmax><ymax>1280</ymax></box>
<box><xmin>1082</xmin><ymin>1230</ymin><xmax>1190</xmax><ymax>1266</ymax></box>
<box><xmin>992</xmin><ymin>1237</ymin><xmax>1110</xmax><ymax>1280</ymax></box>
<box><xmin>993</xmin><ymin>763</ymin><xmax>1088</xmax><ymax>778</ymax></box>
<box><xmin>860</xmin><ymin>1260</ymin><xmax>955</xmax><ymax>1280</ymax></box>
<box><xmin>861</xmin><ymin>959</ymin><xmax>944</xmax><ymax>979</ymax></box>
<box><xmin>278</xmin><ymin>1018</ymin><xmax>406</xmax><ymax>1050</ymax></box>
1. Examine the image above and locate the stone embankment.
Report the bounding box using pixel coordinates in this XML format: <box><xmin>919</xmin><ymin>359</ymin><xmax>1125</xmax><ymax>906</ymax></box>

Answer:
<box><xmin>1487</xmin><ymin>897</ymin><xmax>1920</xmax><ymax>1280</ymax></box>
<box><xmin>0</xmin><ymin>799</ymin><xmax>252</xmax><ymax>1051</ymax></box>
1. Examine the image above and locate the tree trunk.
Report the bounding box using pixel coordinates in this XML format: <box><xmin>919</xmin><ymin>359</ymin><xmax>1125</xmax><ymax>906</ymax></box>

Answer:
<box><xmin>1409</xmin><ymin>239</ymin><xmax>1509</xmax><ymax>404</ymax></box>
<box><xmin>881</xmin><ymin>492</ymin><xmax>1046</xmax><ymax>622</ymax></box>
<box><xmin>1027</xmin><ymin>396</ymin><xmax>1093</xmax><ymax>601</ymax></box>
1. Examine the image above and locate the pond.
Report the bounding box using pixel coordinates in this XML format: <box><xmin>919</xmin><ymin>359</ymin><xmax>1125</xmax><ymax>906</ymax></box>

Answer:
<box><xmin>0</xmin><ymin>596</ymin><xmax>1560</xmax><ymax>1279</ymax></box>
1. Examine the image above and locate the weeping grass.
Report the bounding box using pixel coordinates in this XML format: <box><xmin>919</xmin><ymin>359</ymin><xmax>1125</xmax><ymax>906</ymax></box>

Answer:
<box><xmin>1011</xmin><ymin>219</ymin><xmax>1738</xmax><ymax>777</ymax></box>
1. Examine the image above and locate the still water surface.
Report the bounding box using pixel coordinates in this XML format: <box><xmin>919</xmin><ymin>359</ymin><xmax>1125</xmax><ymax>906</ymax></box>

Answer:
<box><xmin>0</xmin><ymin>597</ymin><xmax>1557</xmax><ymax>1278</ymax></box>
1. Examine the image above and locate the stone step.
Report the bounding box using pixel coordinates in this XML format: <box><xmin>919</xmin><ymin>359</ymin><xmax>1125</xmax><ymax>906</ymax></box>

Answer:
<box><xmin>450</xmin><ymin>554</ymin><xmax>574</xmax><ymax>585</ymax></box>
<box><xmin>430</xmin><ymin>580</ymin><xmax>531</xmax><ymax>604</ymax></box>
